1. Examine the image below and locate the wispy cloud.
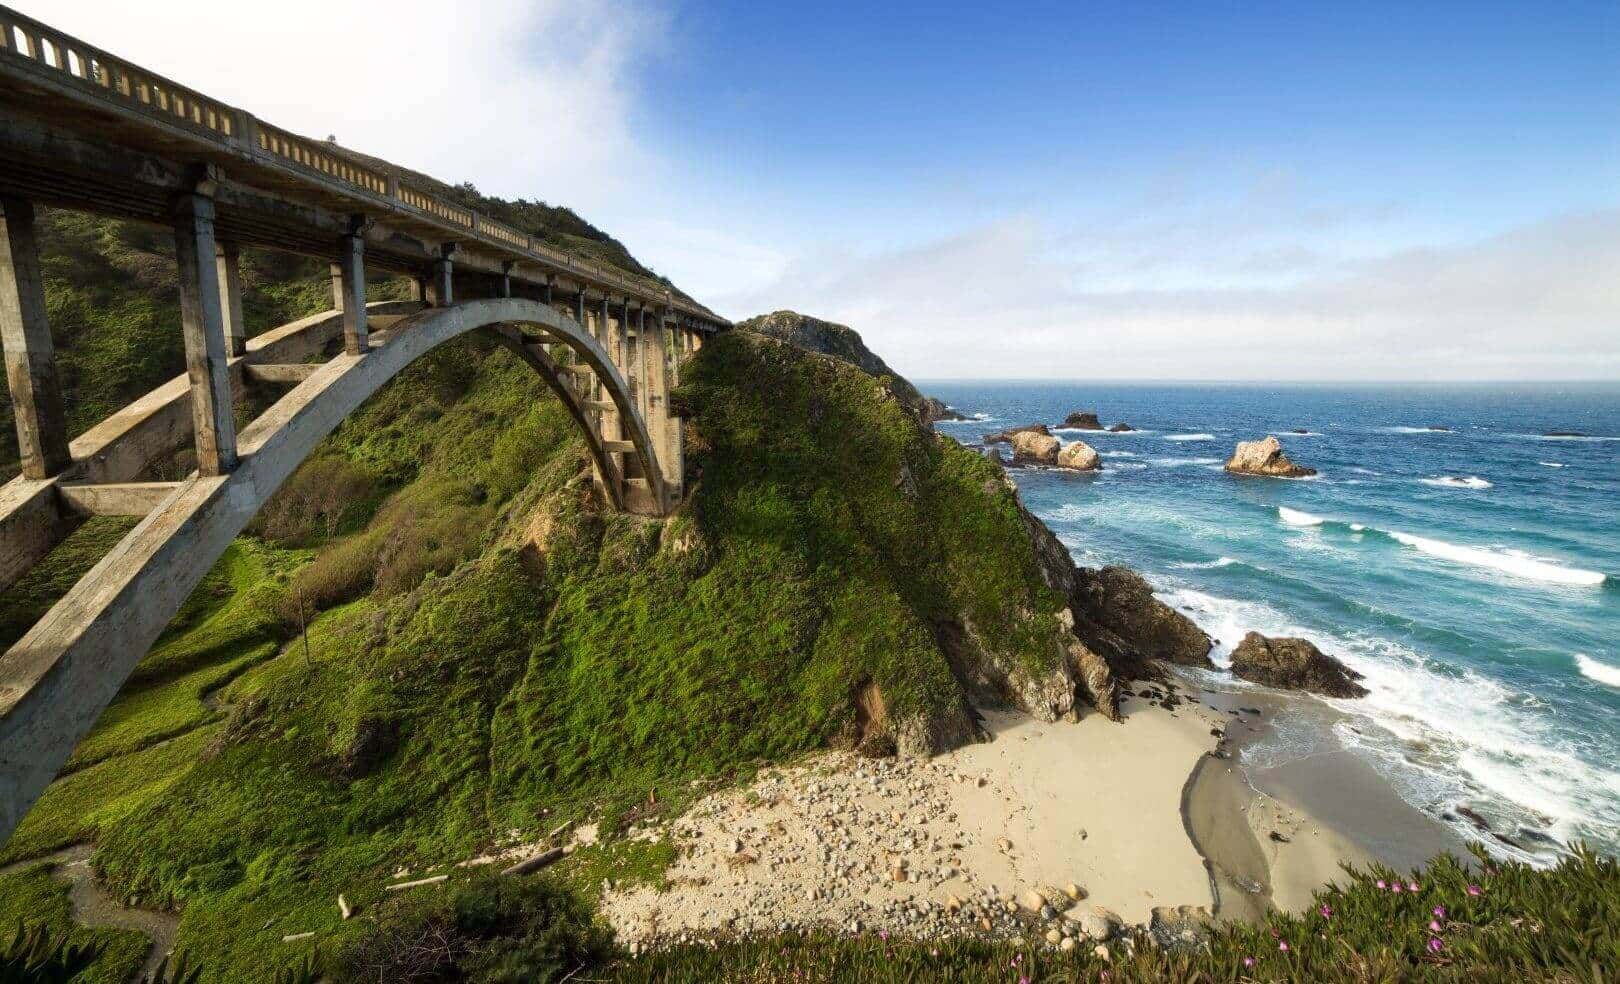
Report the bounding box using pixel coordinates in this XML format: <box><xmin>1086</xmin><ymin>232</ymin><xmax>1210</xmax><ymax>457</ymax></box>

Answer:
<box><xmin>714</xmin><ymin>209</ymin><xmax>1620</xmax><ymax>381</ymax></box>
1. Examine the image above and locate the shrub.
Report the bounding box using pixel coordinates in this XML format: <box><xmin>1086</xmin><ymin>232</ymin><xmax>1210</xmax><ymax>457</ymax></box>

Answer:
<box><xmin>334</xmin><ymin>875</ymin><xmax>611</xmax><ymax>983</ymax></box>
<box><xmin>255</xmin><ymin>456</ymin><xmax>379</xmax><ymax>546</ymax></box>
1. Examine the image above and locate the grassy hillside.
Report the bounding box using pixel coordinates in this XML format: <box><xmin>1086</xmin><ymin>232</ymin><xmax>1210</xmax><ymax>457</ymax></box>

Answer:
<box><xmin>0</xmin><ymin>311</ymin><xmax>1085</xmax><ymax>978</ymax></box>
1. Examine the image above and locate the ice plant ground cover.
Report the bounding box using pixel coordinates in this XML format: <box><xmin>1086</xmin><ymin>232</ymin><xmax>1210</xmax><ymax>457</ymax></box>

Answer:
<box><xmin>607</xmin><ymin>845</ymin><xmax>1618</xmax><ymax>983</ymax></box>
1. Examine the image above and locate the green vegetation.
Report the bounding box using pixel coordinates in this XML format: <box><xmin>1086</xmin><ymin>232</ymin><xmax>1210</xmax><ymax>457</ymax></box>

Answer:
<box><xmin>609</xmin><ymin>845</ymin><xmax>1620</xmax><ymax>982</ymax></box>
<box><xmin>4</xmin><ymin>215</ymin><xmax>1612</xmax><ymax>981</ymax></box>
<box><xmin>0</xmin><ymin>864</ymin><xmax>148</xmax><ymax>983</ymax></box>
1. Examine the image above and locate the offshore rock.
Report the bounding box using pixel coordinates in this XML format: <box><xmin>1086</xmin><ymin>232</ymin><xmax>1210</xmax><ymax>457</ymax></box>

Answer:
<box><xmin>1057</xmin><ymin>440</ymin><xmax>1101</xmax><ymax>471</ymax></box>
<box><xmin>1224</xmin><ymin>435</ymin><xmax>1316</xmax><ymax>477</ymax></box>
<box><xmin>1230</xmin><ymin>632</ymin><xmax>1369</xmax><ymax>698</ymax></box>
<box><xmin>1062</xmin><ymin>410</ymin><xmax>1103</xmax><ymax>430</ymax></box>
<box><xmin>1107</xmin><ymin>422</ymin><xmax>1135</xmax><ymax>432</ymax></box>
<box><xmin>985</xmin><ymin>422</ymin><xmax>1051</xmax><ymax>444</ymax></box>
<box><xmin>1010</xmin><ymin>430</ymin><xmax>1062</xmax><ymax>465</ymax></box>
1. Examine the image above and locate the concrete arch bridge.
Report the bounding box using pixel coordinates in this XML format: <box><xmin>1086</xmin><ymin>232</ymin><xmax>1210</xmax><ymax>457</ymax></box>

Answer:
<box><xmin>0</xmin><ymin>6</ymin><xmax>726</xmax><ymax>842</ymax></box>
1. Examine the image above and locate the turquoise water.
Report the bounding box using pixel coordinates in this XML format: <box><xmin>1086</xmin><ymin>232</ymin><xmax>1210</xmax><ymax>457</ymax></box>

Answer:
<box><xmin>926</xmin><ymin>382</ymin><xmax>1620</xmax><ymax>859</ymax></box>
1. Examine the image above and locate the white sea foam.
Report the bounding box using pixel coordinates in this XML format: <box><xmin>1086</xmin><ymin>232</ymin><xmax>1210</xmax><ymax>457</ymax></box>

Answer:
<box><xmin>1387</xmin><ymin>531</ymin><xmax>1606</xmax><ymax>587</ymax></box>
<box><xmin>1165</xmin><ymin>433</ymin><xmax>1215</xmax><ymax>441</ymax></box>
<box><xmin>1150</xmin><ymin>456</ymin><xmax>1220</xmax><ymax>467</ymax></box>
<box><xmin>1382</xmin><ymin>426</ymin><xmax>1452</xmax><ymax>434</ymax></box>
<box><xmin>1575</xmin><ymin>653</ymin><xmax>1620</xmax><ymax>688</ymax></box>
<box><xmin>1420</xmin><ymin>475</ymin><xmax>1494</xmax><ymax>490</ymax></box>
<box><xmin>1349</xmin><ymin>523</ymin><xmax>1367</xmax><ymax>531</ymax></box>
<box><xmin>1171</xmin><ymin>556</ymin><xmax>1240</xmax><ymax>570</ymax></box>
<box><xmin>1101</xmin><ymin>450</ymin><xmax>1138</xmax><ymax>458</ymax></box>
<box><xmin>1277</xmin><ymin>506</ymin><xmax>1324</xmax><ymax>527</ymax></box>
<box><xmin>1157</xmin><ymin>581</ymin><xmax>1620</xmax><ymax>855</ymax></box>
<box><xmin>1538</xmin><ymin>461</ymin><xmax>1566</xmax><ymax>468</ymax></box>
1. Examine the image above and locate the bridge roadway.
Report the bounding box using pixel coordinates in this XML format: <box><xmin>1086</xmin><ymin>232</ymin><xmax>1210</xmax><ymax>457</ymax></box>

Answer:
<box><xmin>0</xmin><ymin>6</ymin><xmax>725</xmax><ymax>843</ymax></box>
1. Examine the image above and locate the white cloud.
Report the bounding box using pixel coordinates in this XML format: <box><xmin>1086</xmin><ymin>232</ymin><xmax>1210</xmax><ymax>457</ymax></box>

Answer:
<box><xmin>23</xmin><ymin>0</ymin><xmax>665</xmax><ymax>213</ymax></box>
<box><xmin>718</xmin><ymin>209</ymin><xmax>1620</xmax><ymax>381</ymax></box>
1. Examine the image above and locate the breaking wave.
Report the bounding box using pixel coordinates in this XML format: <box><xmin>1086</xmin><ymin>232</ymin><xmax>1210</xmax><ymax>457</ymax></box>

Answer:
<box><xmin>1165</xmin><ymin>433</ymin><xmax>1215</xmax><ymax>442</ymax></box>
<box><xmin>1278</xmin><ymin>506</ymin><xmax>1324</xmax><ymax>527</ymax></box>
<box><xmin>1420</xmin><ymin>475</ymin><xmax>1493</xmax><ymax>489</ymax></box>
<box><xmin>1574</xmin><ymin>654</ymin><xmax>1620</xmax><ymax>688</ymax></box>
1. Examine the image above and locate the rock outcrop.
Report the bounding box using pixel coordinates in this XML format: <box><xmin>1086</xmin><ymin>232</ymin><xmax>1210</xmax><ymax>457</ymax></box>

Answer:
<box><xmin>739</xmin><ymin>310</ymin><xmax>962</xmax><ymax>424</ymax></box>
<box><xmin>1069</xmin><ymin>567</ymin><xmax>1215</xmax><ymax>674</ymax></box>
<box><xmin>922</xmin><ymin>396</ymin><xmax>969</xmax><ymax>422</ymax></box>
<box><xmin>1107</xmin><ymin>423</ymin><xmax>1134</xmax><ymax>432</ymax></box>
<box><xmin>985</xmin><ymin>423</ymin><xmax>1051</xmax><ymax>444</ymax></box>
<box><xmin>1229</xmin><ymin>632</ymin><xmax>1368</xmax><ymax>698</ymax></box>
<box><xmin>1224</xmin><ymin>436</ymin><xmax>1316</xmax><ymax>478</ymax></box>
<box><xmin>1057</xmin><ymin>440</ymin><xmax>1101</xmax><ymax>471</ymax></box>
<box><xmin>1011</xmin><ymin>495</ymin><xmax>1214</xmax><ymax>718</ymax></box>
<box><xmin>1062</xmin><ymin>411</ymin><xmax>1103</xmax><ymax>430</ymax></box>
<box><xmin>1010</xmin><ymin>430</ymin><xmax>1061</xmax><ymax>465</ymax></box>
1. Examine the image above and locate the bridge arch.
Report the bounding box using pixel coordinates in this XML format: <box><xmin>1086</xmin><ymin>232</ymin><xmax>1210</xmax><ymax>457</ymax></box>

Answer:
<box><xmin>0</xmin><ymin>297</ymin><xmax>674</xmax><ymax>841</ymax></box>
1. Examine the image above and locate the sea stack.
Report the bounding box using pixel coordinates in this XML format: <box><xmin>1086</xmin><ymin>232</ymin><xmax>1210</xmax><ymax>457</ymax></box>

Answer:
<box><xmin>1062</xmin><ymin>411</ymin><xmax>1104</xmax><ymax>430</ymax></box>
<box><xmin>1010</xmin><ymin>430</ymin><xmax>1062</xmax><ymax>465</ymax></box>
<box><xmin>1057</xmin><ymin>440</ymin><xmax>1101</xmax><ymax>471</ymax></box>
<box><xmin>1229</xmin><ymin>632</ymin><xmax>1369</xmax><ymax>698</ymax></box>
<box><xmin>1224</xmin><ymin>435</ymin><xmax>1316</xmax><ymax>478</ymax></box>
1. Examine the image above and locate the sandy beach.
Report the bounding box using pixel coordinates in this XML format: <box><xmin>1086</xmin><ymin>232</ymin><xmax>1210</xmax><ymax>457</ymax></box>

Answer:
<box><xmin>601</xmin><ymin>671</ymin><xmax>1460</xmax><ymax>948</ymax></box>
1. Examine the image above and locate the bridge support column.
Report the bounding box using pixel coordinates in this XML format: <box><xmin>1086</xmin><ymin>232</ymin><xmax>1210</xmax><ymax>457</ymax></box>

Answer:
<box><xmin>333</xmin><ymin>228</ymin><xmax>368</xmax><ymax>355</ymax></box>
<box><xmin>0</xmin><ymin>197</ymin><xmax>71</xmax><ymax>480</ymax></box>
<box><xmin>411</xmin><ymin>275</ymin><xmax>429</xmax><ymax>305</ymax></box>
<box><xmin>429</xmin><ymin>244</ymin><xmax>455</xmax><ymax>306</ymax></box>
<box><xmin>652</xmin><ymin>308</ymin><xmax>683</xmax><ymax>501</ymax></box>
<box><xmin>214</xmin><ymin>242</ymin><xmax>247</xmax><ymax>359</ymax></box>
<box><xmin>499</xmin><ymin>261</ymin><xmax>514</xmax><ymax>299</ymax></box>
<box><xmin>172</xmin><ymin>192</ymin><xmax>237</xmax><ymax>476</ymax></box>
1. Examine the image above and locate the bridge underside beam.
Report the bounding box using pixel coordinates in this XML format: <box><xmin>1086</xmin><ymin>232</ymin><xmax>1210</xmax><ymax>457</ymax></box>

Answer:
<box><xmin>0</xmin><ymin>300</ymin><xmax>421</xmax><ymax>595</ymax></box>
<box><xmin>57</xmin><ymin>482</ymin><xmax>181</xmax><ymax>517</ymax></box>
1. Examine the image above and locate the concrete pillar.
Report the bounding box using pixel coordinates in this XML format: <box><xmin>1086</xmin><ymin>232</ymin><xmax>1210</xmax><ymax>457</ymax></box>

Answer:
<box><xmin>172</xmin><ymin>192</ymin><xmax>238</xmax><ymax>476</ymax></box>
<box><xmin>411</xmin><ymin>275</ymin><xmax>428</xmax><ymax>304</ymax></box>
<box><xmin>499</xmin><ymin>261</ymin><xmax>514</xmax><ymax>299</ymax></box>
<box><xmin>657</xmin><ymin>309</ymin><xmax>684</xmax><ymax>496</ymax></box>
<box><xmin>429</xmin><ymin>245</ymin><xmax>454</xmax><ymax>306</ymax></box>
<box><xmin>0</xmin><ymin>198</ymin><xmax>71</xmax><ymax>479</ymax></box>
<box><xmin>214</xmin><ymin>242</ymin><xmax>247</xmax><ymax>358</ymax></box>
<box><xmin>334</xmin><ymin>232</ymin><xmax>368</xmax><ymax>355</ymax></box>
<box><xmin>543</xmin><ymin>277</ymin><xmax>553</xmax><ymax>308</ymax></box>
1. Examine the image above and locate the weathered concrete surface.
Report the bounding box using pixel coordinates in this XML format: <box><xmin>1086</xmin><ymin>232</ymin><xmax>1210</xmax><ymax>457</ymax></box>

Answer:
<box><xmin>0</xmin><ymin>198</ymin><xmax>71</xmax><ymax>480</ymax></box>
<box><xmin>0</xmin><ymin>301</ymin><xmax>420</xmax><ymax>595</ymax></box>
<box><xmin>0</xmin><ymin>299</ymin><xmax>669</xmax><ymax>845</ymax></box>
<box><xmin>57</xmin><ymin>482</ymin><xmax>182</xmax><ymax>517</ymax></box>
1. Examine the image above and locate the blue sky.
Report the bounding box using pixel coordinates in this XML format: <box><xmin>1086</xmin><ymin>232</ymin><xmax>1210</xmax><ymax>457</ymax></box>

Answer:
<box><xmin>30</xmin><ymin>0</ymin><xmax>1620</xmax><ymax>379</ymax></box>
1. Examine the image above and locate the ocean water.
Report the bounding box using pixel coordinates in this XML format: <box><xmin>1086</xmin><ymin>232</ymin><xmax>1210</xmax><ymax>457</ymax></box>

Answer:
<box><xmin>925</xmin><ymin>381</ymin><xmax>1620</xmax><ymax>860</ymax></box>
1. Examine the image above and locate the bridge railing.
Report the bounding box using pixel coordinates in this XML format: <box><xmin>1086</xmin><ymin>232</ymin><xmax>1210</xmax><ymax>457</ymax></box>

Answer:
<box><xmin>0</xmin><ymin>4</ymin><xmax>717</xmax><ymax>326</ymax></box>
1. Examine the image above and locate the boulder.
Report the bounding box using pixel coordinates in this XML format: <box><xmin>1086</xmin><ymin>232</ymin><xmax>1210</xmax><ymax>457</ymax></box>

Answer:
<box><xmin>1107</xmin><ymin>422</ymin><xmax>1134</xmax><ymax>432</ymax></box>
<box><xmin>1148</xmin><ymin>905</ymin><xmax>1213</xmax><ymax>953</ymax></box>
<box><xmin>923</xmin><ymin>397</ymin><xmax>969</xmax><ymax>423</ymax></box>
<box><xmin>1010</xmin><ymin>430</ymin><xmax>1061</xmax><ymax>465</ymax></box>
<box><xmin>1543</xmin><ymin>430</ymin><xmax>1588</xmax><ymax>438</ymax></box>
<box><xmin>1057</xmin><ymin>440</ymin><xmax>1101</xmax><ymax>471</ymax></box>
<box><xmin>985</xmin><ymin>422</ymin><xmax>1051</xmax><ymax>445</ymax></box>
<box><xmin>1224</xmin><ymin>436</ymin><xmax>1316</xmax><ymax>478</ymax></box>
<box><xmin>1229</xmin><ymin>632</ymin><xmax>1369</xmax><ymax>698</ymax></box>
<box><xmin>1062</xmin><ymin>410</ymin><xmax>1103</xmax><ymax>430</ymax></box>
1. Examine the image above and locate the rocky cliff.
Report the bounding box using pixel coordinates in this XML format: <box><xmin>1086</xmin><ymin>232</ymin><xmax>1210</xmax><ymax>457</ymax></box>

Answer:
<box><xmin>739</xmin><ymin>311</ymin><xmax>966</xmax><ymax>422</ymax></box>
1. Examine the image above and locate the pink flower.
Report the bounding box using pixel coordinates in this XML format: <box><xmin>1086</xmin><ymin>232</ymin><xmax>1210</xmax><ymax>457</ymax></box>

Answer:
<box><xmin>1243</xmin><ymin>957</ymin><xmax>1256</xmax><ymax>967</ymax></box>
<box><xmin>1433</xmin><ymin>905</ymin><xmax>1447</xmax><ymax>919</ymax></box>
<box><xmin>930</xmin><ymin>948</ymin><xmax>937</xmax><ymax>957</ymax></box>
<box><xmin>1466</xmin><ymin>884</ymin><xmax>1482</xmax><ymax>896</ymax></box>
<box><xmin>879</xmin><ymin>931</ymin><xmax>888</xmax><ymax>942</ymax></box>
<box><xmin>1278</xmin><ymin>941</ymin><xmax>1290</xmax><ymax>952</ymax></box>
<box><xmin>1409</xmin><ymin>882</ymin><xmax>1421</xmax><ymax>892</ymax></box>
<box><xmin>1319</xmin><ymin>904</ymin><xmax>1333</xmax><ymax>919</ymax></box>
<box><xmin>1020</xmin><ymin>977</ymin><xmax>1030</xmax><ymax>984</ymax></box>
<box><xmin>1427</xmin><ymin>937</ymin><xmax>1444</xmax><ymax>953</ymax></box>
<box><xmin>1375</xmin><ymin>879</ymin><xmax>1387</xmax><ymax>889</ymax></box>
<box><xmin>1391</xmin><ymin>883</ymin><xmax>1402</xmax><ymax>893</ymax></box>
<box><xmin>1429</xmin><ymin>920</ymin><xmax>1443</xmax><ymax>932</ymax></box>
